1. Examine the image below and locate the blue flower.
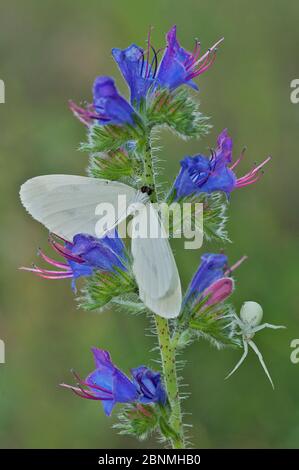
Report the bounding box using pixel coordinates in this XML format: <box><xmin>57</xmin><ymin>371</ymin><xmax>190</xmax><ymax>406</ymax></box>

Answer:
<box><xmin>156</xmin><ymin>25</ymin><xmax>222</xmax><ymax>91</ymax></box>
<box><xmin>112</xmin><ymin>26</ymin><xmax>223</xmax><ymax>105</ymax></box>
<box><xmin>60</xmin><ymin>348</ymin><xmax>167</xmax><ymax>416</ymax></box>
<box><xmin>185</xmin><ymin>253</ymin><xmax>228</xmax><ymax>304</ymax></box>
<box><xmin>69</xmin><ymin>76</ymin><xmax>136</xmax><ymax>126</ymax></box>
<box><xmin>112</xmin><ymin>44</ymin><xmax>155</xmax><ymax>106</ymax></box>
<box><xmin>131</xmin><ymin>366</ymin><xmax>167</xmax><ymax>405</ymax></box>
<box><xmin>184</xmin><ymin>252</ymin><xmax>247</xmax><ymax>307</ymax></box>
<box><xmin>20</xmin><ymin>231</ymin><xmax>128</xmax><ymax>291</ymax></box>
<box><xmin>171</xmin><ymin>129</ymin><xmax>271</xmax><ymax>199</ymax></box>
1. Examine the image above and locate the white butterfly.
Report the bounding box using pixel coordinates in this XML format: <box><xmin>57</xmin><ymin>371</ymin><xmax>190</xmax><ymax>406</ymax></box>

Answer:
<box><xmin>20</xmin><ymin>175</ymin><xmax>182</xmax><ymax>319</ymax></box>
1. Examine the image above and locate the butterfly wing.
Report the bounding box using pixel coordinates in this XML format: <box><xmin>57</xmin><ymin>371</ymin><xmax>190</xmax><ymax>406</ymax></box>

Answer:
<box><xmin>131</xmin><ymin>204</ymin><xmax>182</xmax><ymax>318</ymax></box>
<box><xmin>20</xmin><ymin>175</ymin><xmax>136</xmax><ymax>241</ymax></box>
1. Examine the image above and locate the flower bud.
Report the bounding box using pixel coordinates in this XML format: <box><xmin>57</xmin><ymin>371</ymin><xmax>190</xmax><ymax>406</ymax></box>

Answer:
<box><xmin>240</xmin><ymin>301</ymin><xmax>263</xmax><ymax>326</ymax></box>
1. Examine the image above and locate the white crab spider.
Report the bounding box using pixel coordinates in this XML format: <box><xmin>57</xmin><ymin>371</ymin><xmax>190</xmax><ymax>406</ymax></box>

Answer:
<box><xmin>225</xmin><ymin>301</ymin><xmax>285</xmax><ymax>388</ymax></box>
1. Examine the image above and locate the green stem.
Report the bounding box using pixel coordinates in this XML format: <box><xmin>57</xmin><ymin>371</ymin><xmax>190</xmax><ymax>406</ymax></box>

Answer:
<box><xmin>155</xmin><ymin>316</ymin><xmax>184</xmax><ymax>448</ymax></box>
<box><xmin>142</xmin><ymin>136</ymin><xmax>156</xmax><ymax>196</ymax></box>
<box><xmin>142</xmin><ymin>135</ymin><xmax>185</xmax><ymax>449</ymax></box>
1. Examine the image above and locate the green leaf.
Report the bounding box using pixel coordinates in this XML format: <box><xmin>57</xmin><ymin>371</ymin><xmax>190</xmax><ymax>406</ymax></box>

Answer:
<box><xmin>78</xmin><ymin>267</ymin><xmax>137</xmax><ymax>311</ymax></box>
<box><xmin>146</xmin><ymin>88</ymin><xmax>211</xmax><ymax>139</ymax></box>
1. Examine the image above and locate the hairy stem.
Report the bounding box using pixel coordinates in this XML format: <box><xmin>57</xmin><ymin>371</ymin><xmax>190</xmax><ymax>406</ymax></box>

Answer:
<box><xmin>142</xmin><ymin>134</ymin><xmax>185</xmax><ymax>449</ymax></box>
<box><xmin>155</xmin><ymin>316</ymin><xmax>184</xmax><ymax>448</ymax></box>
<box><xmin>142</xmin><ymin>136</ymin><xmax>157</xmax><ymax>196</ymax></box>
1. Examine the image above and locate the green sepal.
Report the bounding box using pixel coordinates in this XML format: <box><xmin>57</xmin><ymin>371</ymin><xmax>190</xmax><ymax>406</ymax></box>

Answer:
<box><xmin>78</xmin><ymin>266</ymin><xmax>137</xmax><ymax>311</ymax></box>
<box><xmin>201</xmin><ymin>192</ymin><xmax>230</xmax><ymax>242</ymax></box>
<box><xmin>172</xmin><ymin>328</ymin><xmax>195</xmax><ymax>350</ymax></box>
<box><xmin>114</xmin><ymin>404</ymin><xmax>159</xmax><ymax>441</ymax></box>
<box><xmin>80</xmin><ymin>117</ymin><xmax>145</xmax><ymax>154</ymax></box>
<box><xmin>166</xmin><ymin>191</ymin><xmax>229</xmax><ymax>242</ymax></box>
<box><xmin>88</xmin><ymin>148</ymin><xmax>143</xmax><ymax>181</ymax></box>
<box><xmin>188</xmin><ymin>303</ymin><xmax>241</xmax><ymax>349</ymax></box>
<box><xmin>146</xmin><ymin>88</ymin><xmax>211</xmax><ymax>139</ymax></box>
<box><xmin>110</xmin><ymin>292</ymin><xmax>148</xmax><ymax>316</ymax></box>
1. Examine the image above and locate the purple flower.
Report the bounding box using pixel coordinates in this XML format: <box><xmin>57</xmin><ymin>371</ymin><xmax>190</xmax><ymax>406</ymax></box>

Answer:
<box><xmin>184</xmin><ymin>253</ymin><xmax>247</xmax><ymax>307</ymax></box>
<box><xmin>70</xmin><ymin>76</ymin><xmax>136</xmax><ymax>126</ymax></box>
<box><xmin>20</xmin><ymin>231</ymin><xmax>128</xmax><ymax>291</ymax></box>
<box><xmin>131</xmin><ymin>366</ymin><xmax>167</xmax><ymax>405</ymax></box>
<box><xmin>171</xmin><ymin>129</ymin><xmax>271</xmax><ymax>199</ymax></box>
<box><xmin>112</xmin><ymin>43</ymin><xmax>155</xmax><ymax>106</ymax></box>
<box><xmin>112</xmin><ymin>26</ymin><xmax>223</xmax><ymax>105</ymax></box>
<box><xmin>60</xmin><ymin>348</ymin><xmax>167</xmax><ymax>416</ymax></box>
<box><xmin>156</xmin><ymin>25</ymin><xmax>223</xmax><ymax>91</ymax></box>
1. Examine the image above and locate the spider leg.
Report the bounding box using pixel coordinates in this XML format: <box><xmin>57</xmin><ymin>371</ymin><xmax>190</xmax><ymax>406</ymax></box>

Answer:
<box><xmin>233</xmin><ymin>316</ymin><xmax>244</xmax><ymax>328</ymax></box>
<box><xmin>225</xmin><ymin>338</ymin><xmax>248</xmax><ymax>380</ymax></box>
<box><xmin>248</xmin><ymin>340</ymin><xmax>274</xmax><ymax>389</ymax></box>
<box><xmin>251</xmin><ymin>323</ymin><xmax>286</xmax><ymax>334</ymax></box>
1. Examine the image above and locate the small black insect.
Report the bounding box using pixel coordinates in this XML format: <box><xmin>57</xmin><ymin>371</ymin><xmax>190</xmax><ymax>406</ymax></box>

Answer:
<box><xmin>140</xmin><ymin>185</ymin><xmax>153</xmax><ymax>196</ymax></box>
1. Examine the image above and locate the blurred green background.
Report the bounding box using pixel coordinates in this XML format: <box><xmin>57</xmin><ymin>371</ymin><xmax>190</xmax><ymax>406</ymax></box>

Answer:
<box><xmin>0</xmin><ymin>0</ymin><xmax>298</xmax><ymax>449</ymax></box>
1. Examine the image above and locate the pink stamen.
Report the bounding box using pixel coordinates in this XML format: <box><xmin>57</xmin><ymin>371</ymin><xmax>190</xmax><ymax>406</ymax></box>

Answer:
<box><xmin>224</xmin><ymin>255</ymin><xmax>248</xmax><ymax>276</ymax></box>
<box><xmin>37</xmin><ymin>249</ymin><xmax>70</xmax><ymax>270</ymax></box>
<box><xmin>236</xmin><ymin>175</ymin><xmax>262</xmax><ymax>188</ymax></box>
<box><xmin>188</xmin><ymin>50</ymin><xmax>212</xmax><ymax>77</ymax></box>
<box><xmin>69</xmin><ymin>100</ymin><xmax>93</xmax><ymax>126</ymax></box>
<box><xmin>196</xmin><ymin>51</ymin><xmax>217</xmax><ymax>76</ymax></box>
<box><xmin>250</xmin><ymin>156</ymin><xmax>272</xmax><ymax>174</ymax></box>
<box><xmin>19</xmin><ymin>266</ymin><xmax>71</xmax><ymax>275</ymax></box>
<box><xmin>21</xmin><ymin>270</ymin><xmax>73</xmax><ymax>280</ymax></box>
<box><xmin>31</xmin><ymin>264</ymin><xmax>73</xmax><ymax>275</ymax></box>
<box><xmin>197</xmin><ymin>49</ymin><xmax>214</xmax><ymax>70</ymax></box>
<box><xmin>187</xmin><ymin>50</ymin><xmax>217</xmax><ymax>79</ymax></box>
<box><xmin>185</xmin><ymin>40</ymin><xmax>201</xmax><ymax>70</ymax></box>
<box><xmin>71</xmin><ymin>370</ymin><xmax>113</xmax><ymax>396</ymax></box>
<box><xmin>191</xmin><ymin>37</ymin><xmax>224</xmax><ymax>69</ymax></box>
<box><xmin>230</xmin><ymin>147</ymin><xmax>247</xmax><ymax>170</ymax></box>
<box><xmin>193</xmin><ymin>40</ymin><xmax>201</xmax><ymax>61</ymax></box>
<box><xmin>235</xmin><ymin>156</ymin><xmax>271</xmax><ymax>187</ymax></box>
<box><xmin>69</xmin><ymin>100</ymin><xmax>109</xmax><ymax>125</ymax></box>
<box><xmin>60</xmin><ymin>384</ymin><xmax>108</xmax><ymax>401</ymax></box>
<box><xmin>237</xmin><ymin>156</ymin><xmax>271</xmax><ymax>183</ymax></box>
<box><xmin>78</xmin><ymin>384</ymin><xmax>111</xmax><ymax>401</ymax></box>
<box><xmin>50</xmin><ymin>233</ymin><xmax>69</xmax><ymax>244</ymax></box>
<box><xmin>49</xmin><ymin>238</ymin><xmax>84</xmax><ymax>264</ymax></box>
